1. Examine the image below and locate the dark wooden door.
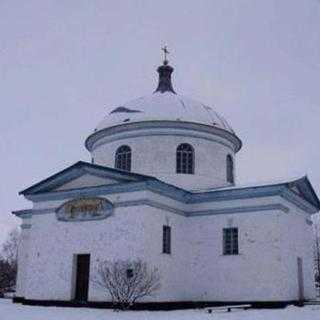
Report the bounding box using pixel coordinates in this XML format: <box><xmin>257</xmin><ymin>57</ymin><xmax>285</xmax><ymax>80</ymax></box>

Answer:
<box><xmin>75</xmin><ymin>254</ymin><xmax>90</xmax><ymax>302</ymax></box>
<box><xmin>297</xmin><ymin>257</ymin><xmax>304</xmax><ymax>301</ymax></box>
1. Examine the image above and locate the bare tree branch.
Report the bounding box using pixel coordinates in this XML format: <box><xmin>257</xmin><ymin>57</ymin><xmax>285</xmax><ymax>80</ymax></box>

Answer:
<box><xmin>91</xmin><ymin>259</ymin><xmax>161</xmax><ymax>310</ymax></box>
<box><xmin>0</xmin><ymin>229</ymin><xmax>20</xmax><ymax>295</ymax></box>
<box><xmin>1</xmin><ymin>229</ymin><xmax>20</xmax><ymax>265</ymax></box>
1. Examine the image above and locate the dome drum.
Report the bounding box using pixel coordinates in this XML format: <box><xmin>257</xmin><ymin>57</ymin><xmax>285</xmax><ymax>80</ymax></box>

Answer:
<box><xmin>86</xmin><ymin>60</ymin><xmax>241</xmax><ymax>190</ymax></box>
<box><xmin>90</xmin><ymin>130</ymin><xmax>236</xmax><ymax>190</ymax></box>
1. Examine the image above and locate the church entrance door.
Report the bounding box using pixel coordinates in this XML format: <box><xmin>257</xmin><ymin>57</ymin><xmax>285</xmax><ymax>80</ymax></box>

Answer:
<box><xmin>74</xmin><ymin>254</ymin><xmax>90</xmax><ymax>302</ymax></box>
<box><xmin>297</xmin><ymin>257</ymin><xmax>304</xmax><ymax>301</ymax></box>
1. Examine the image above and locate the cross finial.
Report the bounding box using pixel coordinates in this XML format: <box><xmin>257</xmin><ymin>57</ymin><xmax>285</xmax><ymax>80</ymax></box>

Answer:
<box><xmin>161</xmin><ymin>46</ymin><xmax>169</xmax><ymax>65</ymax></box>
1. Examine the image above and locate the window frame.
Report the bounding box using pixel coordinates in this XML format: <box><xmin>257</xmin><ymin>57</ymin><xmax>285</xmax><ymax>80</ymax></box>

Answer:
<box><xmin>126</xmin><ymin>268</ymin><xmax>134</xmax><ymax>279</ymax></box>
<box><xmin>176</xmin><ymin>143</ymin><xmax>195</xmax><ymax>174</ymax></box>
<box><xmin>223</xmin><ymin>227</ymin><xmax>239</xmax><ymax>255</ymax></box>
<box><xmin>162</xmin><ymin>225</ymin><xmax>171</xmax><ymax>254</ymax></box>
<box><xmin>115</xmin><ymin>145</ymin><xmax>132</xmax><ymax>172</ymax></box>
<box><xmin>226</xmin><ymin>154</ymin><xmax>234</xmax><ymax>184</ymax></box>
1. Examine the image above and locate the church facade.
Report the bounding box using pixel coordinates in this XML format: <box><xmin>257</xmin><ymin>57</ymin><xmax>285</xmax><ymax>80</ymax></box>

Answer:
<box><xmin>13</xmin><ymin>58</ymin><xmax>320</xmax><ymax>308</ymax></box>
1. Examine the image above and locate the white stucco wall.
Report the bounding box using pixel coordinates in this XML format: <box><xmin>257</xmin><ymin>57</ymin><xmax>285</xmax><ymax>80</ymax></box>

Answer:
<box><xmin>15</xmin><ymin>227</ymin><xmax>31</xmax><ymax>298</ymax></box>
<box><xmin>91</xmin><ymin>133</ymin><xmax>236</xmax><ymax>190</ymax></box>
<box><xmin>20</xmin><ymin>205</ymin><xmax>187</xmax><ymax>302</ymax></box>
<box><xmin>277</xmin><ymin>207</ymin><xmax>315</xmax><ymax>300</ymax></box>
<box><xmin>17</xmin><ymin>190</ymin><xmax>315</xmax><ymax>303</ymax></box>
<box><xmin>184</xmin><ymin>211</ymin><xmax>290</xmax><ymax>302</ymax></box>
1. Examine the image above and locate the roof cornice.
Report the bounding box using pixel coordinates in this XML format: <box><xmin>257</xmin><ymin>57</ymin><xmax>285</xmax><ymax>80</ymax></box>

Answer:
<box><xmin>20</xmin><ymin>174</ymin><xmax>319</xmax><ymax>214</ymax></box>
<box><xmin>18</xmin><ymin>161</ymin><xmax>319</xmax><ymax>215</ymax></box>
<box><xmin>19</xmin><ymin>161</ymin><xmax>155</xmax><ymax>196</ymax></box>
<box><xmin>85</xmin><ymin>120</ymin><xmax>242</xmax><ymax>153</ymax></box>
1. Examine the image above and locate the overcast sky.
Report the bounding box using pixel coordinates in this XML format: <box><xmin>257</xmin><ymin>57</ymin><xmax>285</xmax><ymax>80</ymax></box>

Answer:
<box><xmin>1</xmin><ymin>0</ymin><xmax>320</xmax><ymax>243</ymax></box>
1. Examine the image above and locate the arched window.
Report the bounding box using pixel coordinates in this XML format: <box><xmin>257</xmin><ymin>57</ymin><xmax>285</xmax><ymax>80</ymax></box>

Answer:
<box><xmin>176</xmin><ymin>143</ymin><xmax>194</xmax><ymax>174</ymax></box>
<box><xmin>226</xmin><ymin>154</ymin><xmax>234</xmax><ymax>183</ymax></box>
<box><xmin>115</xmin><ymin>145</ymin><xmax>131</xmax><ymax>171</ymax></box>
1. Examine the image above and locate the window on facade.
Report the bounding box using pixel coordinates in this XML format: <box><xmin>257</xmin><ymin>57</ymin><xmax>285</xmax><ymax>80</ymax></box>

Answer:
<box><xmin>176</xmin><ymin>143</ymin><xmax>194</xmax><ymax>174</ymax></box>
<box><xmin>226</xmin><ymin>155</ymin><xmax>234</xmax><ymax>183</ymax></box>
<box><xmin>223</xmin><ymin>228</ymin><xmax>238</xmax><ymax>255</ymax></box>
<box><xmin>126</xmin><ymin>268</ymin><xmax>134</xmax><ymax>279</ymax></box>
<box><xmin>163</xmin><ymin>225</ymin><xmax>171</xmax><ymax>254</ymax></box>
<box><xmin>115</xmin><ymin>145</ymin><xmax>131</xmax><ymax>171</ymax></box>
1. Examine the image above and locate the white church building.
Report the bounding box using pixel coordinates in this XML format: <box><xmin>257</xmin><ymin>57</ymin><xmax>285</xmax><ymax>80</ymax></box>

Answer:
<box><xmin>13</xmin><ymin>56</ymin><xmax>320</xmax><ymax>308</ymax></box>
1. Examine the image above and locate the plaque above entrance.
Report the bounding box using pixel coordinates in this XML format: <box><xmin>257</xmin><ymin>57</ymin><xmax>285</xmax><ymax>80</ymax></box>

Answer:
<box><xmin>56</xmin><ymin>197</ymin><xmax>113</xmax><ymax>222</ymax></box>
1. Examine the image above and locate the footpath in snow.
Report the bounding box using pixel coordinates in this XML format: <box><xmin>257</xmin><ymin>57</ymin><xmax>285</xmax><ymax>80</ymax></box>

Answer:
<box><xmin>0</xmin><ymin>299</ymin><xmax>320</xmax><ymax>320</ymax></box>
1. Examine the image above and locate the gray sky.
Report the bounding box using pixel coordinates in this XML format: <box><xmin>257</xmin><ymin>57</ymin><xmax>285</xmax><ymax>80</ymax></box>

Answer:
<box><xmin>1</xmin><ymin>0</ymin><xmax>320</xmax><ymax>243</ymax></box>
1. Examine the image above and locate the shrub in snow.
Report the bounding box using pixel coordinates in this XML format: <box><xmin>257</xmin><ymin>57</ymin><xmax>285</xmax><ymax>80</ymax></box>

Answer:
<box><xmin>92</xmin><ymin>259</ymin><xmax>161</xmax><ymax>310</ymax></box>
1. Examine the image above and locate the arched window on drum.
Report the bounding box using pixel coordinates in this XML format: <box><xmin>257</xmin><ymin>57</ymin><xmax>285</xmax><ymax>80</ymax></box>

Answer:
<box><xmin>226</xmin><ymin>154</ymin><xmax>234</xmax><ymax>184</ymax></box>
<box><xmin>176</xmin><ymin>143</ymin><xmax>194</xmax><ymax>174</ymax></box>
<box><xmin>115</xmin><ymin>145</ymin><xmax>131</xmax><ymax>172</ymax></box>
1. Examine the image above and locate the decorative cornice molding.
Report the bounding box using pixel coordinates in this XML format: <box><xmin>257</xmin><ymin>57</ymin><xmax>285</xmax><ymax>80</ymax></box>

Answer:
<box><xmin>19</xmin><ymin>161</ymin><xmax>154</xmax><ymax>196</ymax></box>
<box><xmin>280</xmin><ymin>189</ymin><xmax>317</xmax><ymax>214</ymax></box>
<box><xmin>12</xmin><ymin>210</ymin><xmax>33</xmax><ymax>218</ymax></box>
<box><xmin>85</xmin><ymin>121</ymin><xmax>242</xmax><ymax>153</ymax></box>
<box><xmin>90</xmin><ymin>127</ymin><xmax>236</xmax><ymax>153</ymax></box>
<box><xmin>24</xmin><ymin>181</ymin><xmax>150</xmax><ymax>202</ymax></box>
<box><xmin>15</xmin><ymin>172</ymin><xmax>319</xmax><ymax>223</ymax></box>
<box><xmin>187</xmin><ymin>185</ymin><xmax>285</xmax><ymax>204</ymax></box>
<box><xmin>187</xmin><ymin>204</ymin><xmax>289</xmax><ymax>217</ymax></box>
<box><xmin>114</xmin><ymin>199</ymin><xmax>186</xmax><ymax>216</ymax></box>
<box><xmin>13</xmin><ymin>208</ymin><xmax>52</xmax><ymax>217</ymax></box>
<box><xmin>21</xmin><ymin>224</ymin><xmax>31</xmax><ymax>230</ymax></box>
<box><xmin>13</xmin><ymin>200</ymin><xmax>289</xmax><ymax>220</ymax></box>
<box><xmin>19</xmin><ymin>178</ymin><xmax>319</xmax><ymax>215</ymax></box>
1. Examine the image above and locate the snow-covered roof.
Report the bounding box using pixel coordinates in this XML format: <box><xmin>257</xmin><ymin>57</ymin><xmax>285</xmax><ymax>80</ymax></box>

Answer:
<box><xmin>93</xmin><ymin>61</ymin><xmax>236</xmax><ymax>136</ymax></box>
<box><xmin>191</xmin><ymin>176</ymin><xmax>309</xmax><ymax>193</ymax></box>
<box><xmin>190</xmin><ymin>175</ymin><xmax>320</xmax><ymax>211</ymax></box>
<box><xmin>15</xmin><ymin>162</ymin><xmax>320</xmax><ymax>215</ymax></box>
<box><xmin>18</xmin><ymin>161</ymin><xmax>155</xmax><ymax>196</ymax></box>
<box><xmin>95</xmin><ymin>92</ymin><xmax>235</xmax><ymax>133</ymax></box>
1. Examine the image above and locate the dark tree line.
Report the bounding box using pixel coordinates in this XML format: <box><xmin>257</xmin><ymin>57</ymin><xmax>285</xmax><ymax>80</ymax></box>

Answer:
<box><xmin>0</xmin><ymin>229</ymin><xmax>19</xmax><ymax>296</ymax></box>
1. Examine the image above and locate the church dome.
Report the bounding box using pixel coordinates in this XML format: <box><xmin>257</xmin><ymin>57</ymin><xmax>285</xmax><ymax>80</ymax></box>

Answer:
<box><xmin>95</xmin><ymin>91</ymin><xmax>235</xmax><ymax>134</ymax></box>
<box><xmin>85</xmin><ymin>56</ymin><xmax>242</xmax><ymax>190</ymax></box>
<box><xmin>90</xmin><ymin>58</ymin><xmax>238</xmax><ymax>139</ymax></box>
<box><xmin>86</xmin><ymin>58</ymin><xmax>241</xmax><ymax>154</ymax></box>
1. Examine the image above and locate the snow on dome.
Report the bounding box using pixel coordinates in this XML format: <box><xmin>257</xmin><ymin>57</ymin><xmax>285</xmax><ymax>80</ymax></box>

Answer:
<box><xmin>94</xmin><ymin>61</ymin><xmax>235</xmax><ymax>135</ymax></box>
<box><xmin>95</xmin><ymin>92</ymin><xmax>235</xmax><ymax>133</ymax></box>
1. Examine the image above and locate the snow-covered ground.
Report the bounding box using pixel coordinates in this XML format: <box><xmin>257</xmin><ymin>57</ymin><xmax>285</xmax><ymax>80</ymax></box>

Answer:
<box><xmin>1</xmin><ymin>299</ymin><xmax>320</xmax><ymax>320</ymax></box>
